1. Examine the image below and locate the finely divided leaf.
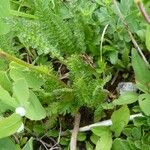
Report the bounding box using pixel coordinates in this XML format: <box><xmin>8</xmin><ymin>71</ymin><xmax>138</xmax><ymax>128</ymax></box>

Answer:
<box><xmin>0</xmin><ymin>0</ymin><xmax>11</xmax><ymax>35</ymax></box>
<box><xmin>0</xmin><ymin>0</ymin><xmax>10</xmax><ymax>17</ymax></box>
<box><xmin>0</xmin><ymin>22</ymin><xmax>10</xmax><ymax>35</ymax></box>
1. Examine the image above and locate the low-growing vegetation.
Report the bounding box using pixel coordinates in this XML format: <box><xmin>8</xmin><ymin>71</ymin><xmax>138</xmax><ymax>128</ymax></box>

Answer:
<box><xmin>0</xmin><ymin>0</ymin><xmax>150</xmax><ymax>149</ymax></box>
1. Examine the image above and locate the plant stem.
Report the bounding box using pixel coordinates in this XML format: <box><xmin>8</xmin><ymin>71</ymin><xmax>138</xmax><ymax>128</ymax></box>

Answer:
<box><xmin>10</xmin><ymin>10</ymin><xmax>38</xmax><ymax>19</ymax></box>
<box><xmin>18</xmin><ymin>0</ymin><xmax>25</xmax><ymax>12</ymax></box>
<box><xmin>135</xmin><ymin>0</ymin><xmax>150</xmax><ymax>24</ymax></box>
<box><xmin>100</xmin><ymin>24</ymin><xmax>109</xmax><ymax>62</ymax></box>
<box><xmin>0</xmin><ymin>51</ymin><xmax>67</xmax><ymax>87</ymax></box>
<box><xmin>70</xmin><ymin>112</ymin><xmax>81</xmax><ymax>150</ymax></box>
<box><xmin>79</xmin><ymin>113</ymin><xmax>143</xmax><ymax>132</ymax></box>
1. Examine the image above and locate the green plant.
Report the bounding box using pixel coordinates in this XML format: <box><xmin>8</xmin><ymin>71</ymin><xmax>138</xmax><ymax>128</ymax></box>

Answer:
<box><xmin>0</xmin><ymin>0</ymin><xmax>150</xmax><ymax>149</ymax></box>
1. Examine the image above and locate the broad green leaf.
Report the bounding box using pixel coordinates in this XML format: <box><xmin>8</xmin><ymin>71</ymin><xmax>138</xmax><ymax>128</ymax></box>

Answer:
<box><xmin>138</xmin><ymin>94</ymin><xmax>150</xmax><ymax>116</ymax></box>
<box><xmin>0</xmin><ymin>85</ymin><xmax>17</xmax><ymax>108</ymax></box>
<box><xmin>23</xmin><ymin>71</ymin><xmax>44</xmax><ymax>90</ymax></box>
<box><xmin>93</xmin><ymin>127</ymin><xmax>112</xmax><ymax>150</ymax></box>
<box><xmin>0</xmin><ymin>0</ymin><xmax>10</xmax><ymax>17</ymax></box>
<box><xmin>122</xmin><ymin>128</ymin><xmax>132</xmax><ymax>137</ymax></box>
<box><xmin>0</xmin><ymin>71</ymin><xmax>12</xmax><ymax>92</ymax></box>
<box><xmin>22</xmin><ymin>137</ymin><xmax>33</xmax><ymax>150</ymax></box>
<box><xmin>132</xmin><ymin>49</ymin><xmax>150</xmax><ymax>89</ymax></box>
<box><xmin>91</xmin><ymin>126</ymin><xmax>109</xmax><ymax>137</ymax></box>
<box><xmin>113</xmin><ymin>92</ymin><xmax>138</xmax><ymax>105</ymax></box>
<box><xmin>146</xmin><ymin>25</ymin><xmax>150</xmax><ymax>51</ymax></box>
<box><xmin>0</xmin><ymin>113</ymin><xmax>22</xmax><ymax>138</ymax></box>
<box><xmin>86</xmin><ymin>141</ymin><xmax>94</xmax><ymax>150</ymax></box>
<box><xmin>60</xmin><ymin>137</ymin><xmax>70</xmax><ymax>146</ymax></box>
<box><xmin>136</xmin><ymin>81</ymin><xmax>149</xmax><ymax>93</ymax></box>
<box><xmin>109</xmin><ymin>51</ymin><xmax>118</xmax><ymax>65</ymax></box>
<box><xmin>133</xmin><ymin>117</ymin><xmax>147</xmax><ymax>126</ymax></box>
<box><xmin>10</xmin><ymin>64</ymin><xmax>44</xmax><ymax>89</ymax></box>
<box><xmin>131</xmin><ymin>127</ymin><xmax>141</xmax><ymax>140</ymax></box>
<box><xmin>77</xmin><ymin>133</ymin><xmax>86</xmax><ymax>141</ymax></box>
<box><xmin>25</xmin><ymin>91</ymin><xmax>46</xmax><ymax>120</ymax></box>
<box><xmin>95</xmin><ymin>135</ymin><xmax>112</xmax><ymax>150</ymax></box>
<box><xmin>13</xmin><ymin>78</ymin><xmax>29</xmax><ymax>106</ymax></box>
<box><xmin>0</xmin><ymin>137</ymin><xmax>17</xmax><ymax>150</ymax></box>
<box><xmin>47</xmin><ymin>130</ymin><xmax>59</xmax><ymax>138</ymax></box>
<box><xmin>0</xmin><ymin>102</ymin><xmax>12</xmax><ymax>114</ymax></box>
<box><xmin>111</xmin><ymin>105</ymin><xmax>130</xmax><ymax>137</ymax></box>
<box><xmin>112</xmin><ymin>138</ymin><xmax>132</xmax><ymax>150</ymax></box>
<box><xmin>90</xmin><ymin>134</ymin><xmax>99</xmax><ymax>145</ymax></box>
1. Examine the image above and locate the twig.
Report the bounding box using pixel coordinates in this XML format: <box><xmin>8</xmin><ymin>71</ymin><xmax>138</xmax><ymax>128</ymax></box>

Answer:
<box><xmin>135</xmin><ymin>0</ymin><xmax>150</xmax><ymax>24</ymax></box>
<box><xmin>50</xmin><ymin>120</ymin><xmax>62</xmax><ymax>150</ymax></box>
<box><xmin>13</xmin><ymin>134</ymin><xmax>20</xmax><ymax>144</ymax></box>
<box><xmin>113</xmin><ymin>0</ymin><xmax>150</xmax><ymax>69</ymax></box>
<box><xmin>61</xmin><ymin>113</ymin><xmax>143</xmax><ymax>135</ymax></box>
<box><xmin>111</xmin><ymin>70</ymin><xmax>119</xmax><ymax>85</ymax></box>
<box><xmin>51</xmin><ymin>147</ymin><xmax>61</xmax><ymax>150</ymax></box>
<box><xmin>70</xmin><ymin>112</ymin><xmax>81</xmax><ymax>150</ymax></box>
<box><xmin>18</xmin><ymin>0</ymin><xmax>25</xmax><ymax>11</ymax></box>
<box><xmin>79</xmin><ymin>113</ymin><xmax>143</xmax><ymax>132</ymax></box>
<box><xmin>36</xmin><ymin>138</ymin><xmax>49</xmax><ymax>150</ymax></box>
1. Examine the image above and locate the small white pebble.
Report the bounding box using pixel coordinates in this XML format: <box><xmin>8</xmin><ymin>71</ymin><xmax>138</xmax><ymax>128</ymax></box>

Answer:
<box><xmin>15</xmin><ymin>107</ymin><xmax>26</xmax><ymax>117</ymax></box>
<box><xmin>117</xmin><ymin>82</ymin><xmax>137</xmax><ymax>95</ymax></box>
<box><xmin>17</xmin><ymin>123</ymin><xmax>24</xmax><ymax>133</ymax></box>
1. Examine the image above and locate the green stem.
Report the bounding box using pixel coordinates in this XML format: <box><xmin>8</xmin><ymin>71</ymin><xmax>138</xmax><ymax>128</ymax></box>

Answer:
<box><xmin>0</xmin><ymin>51</ymin><xmax>67</xmax><ymax>87</ymax></box>
<box><xmin>18</xmin><ymin>0</ymin><xmax>25</xmax><ymax>12</ymax></box>
<box><xmin>100</xmin><ymin>24</ymin><xmax>109</xmax><ymax>62</ymax></box>
<box><xmin>10</xmin><ymin>10</ymin><xmax>38</xmax><ymax>19</ymax></box>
